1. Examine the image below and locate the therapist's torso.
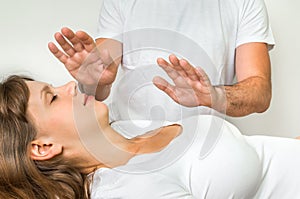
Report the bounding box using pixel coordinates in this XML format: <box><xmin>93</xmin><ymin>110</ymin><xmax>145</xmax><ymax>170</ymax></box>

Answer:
<box><xmin>97</xmin><ymin>0</ymin><xmax>274</xmax><ymax>122</ymax></box>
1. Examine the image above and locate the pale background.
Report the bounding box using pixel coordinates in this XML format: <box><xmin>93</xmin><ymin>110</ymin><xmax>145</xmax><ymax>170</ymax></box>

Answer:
<box><xmin>0</xmin><ymin>0</ymin><xmax>299</xmax><ymax>137</ymax></box>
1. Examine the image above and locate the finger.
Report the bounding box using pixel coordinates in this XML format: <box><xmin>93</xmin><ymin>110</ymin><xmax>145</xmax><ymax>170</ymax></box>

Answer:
<box><xmin>157</xmin><ymin>58</ymin><xmax>176</xmax><ymax>76</ymax></box>
<box><xmin>54</xmin><ymin>32</ymin><xmax>76</xmax><ymax>57</ymax></box>
<box><xmin>169</xmin><ymin>54</ymin><xmax>181</xmax><ymax>69</ymax></box>
<box><xmin>179</xmin><ymin>59</ymin><xmax>199</xmax><ymax>81</ymax></box>
<box><xmin>194</xmin><ymin>67</ymin><xmax>212</xmax><ymax>87</ymax></box>
<box><xmin>168</xmin><ymin>55</ymin><xmax>195</xmax><ymax>81</ymax></box>
<box><xmin>169</xmin><ymin>54</ymin><xmax>190</xmax><ymax>79</ymax></box>
<box><xmin>152</xmin><ymin>76</ymin><xmax>179</xmax><ymax>102</ymax></box>
<box><xmin>157</xmin><ymin>57</ymin><xmax>171</xmax><ymax>68</ymax></box>
<box><xmin>61</xmin><ymin>27</ymin><xmax>84</xmax><ymax>52</ymax></box>
<box><xmin>157</xmin><ymin>57</ymin><xmax>180</xmax><ymax>78</ymax></box>
<box><xmin>76</xmin><ymin>31</ymin><xmax>96</xmax><ymax>52</ymax></box>
<box><xmin>48</xmin><ymin>42</ymin><xmax>68</xmax><ymax>64</ymax></box>
<box><xmin>157</xmin><ymin>58</ymin><xmax>177</xmax><ymax>75</ymax></box>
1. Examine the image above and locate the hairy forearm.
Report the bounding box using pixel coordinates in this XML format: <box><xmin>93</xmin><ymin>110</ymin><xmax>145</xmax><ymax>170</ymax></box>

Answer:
<box><xmin>215</xmin><ymin>76</ymin><xmax>272</xmax><ymax>117</ymax></box>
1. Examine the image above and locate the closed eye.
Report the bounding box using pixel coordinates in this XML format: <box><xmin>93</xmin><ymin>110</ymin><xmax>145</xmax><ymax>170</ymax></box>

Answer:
<box><xmin>50</xmin><ymin>95</ymin><xmax>57</xmax><ymax>103</ymax></box>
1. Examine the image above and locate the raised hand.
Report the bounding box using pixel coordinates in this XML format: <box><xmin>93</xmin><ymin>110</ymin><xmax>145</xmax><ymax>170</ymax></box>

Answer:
<box><xmin>153</xmin><ymin>54</ymin><xmax>225</xmax><ymax>110</ymax></box>
<box><xmin>48</xmin><ymin>27</ymin><xmax>118</xmax><ymax>94</ymax></box>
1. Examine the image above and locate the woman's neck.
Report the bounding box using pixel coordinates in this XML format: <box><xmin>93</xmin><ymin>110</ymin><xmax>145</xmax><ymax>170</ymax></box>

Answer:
<box><xmin>81</xmin><ymin>124</ymin><xmax>182</xmax><ymax>172</ymax></box>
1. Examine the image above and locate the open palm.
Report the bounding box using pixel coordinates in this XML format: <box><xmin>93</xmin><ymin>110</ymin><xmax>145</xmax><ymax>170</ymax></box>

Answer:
<box><xmin>153</xmin><ymin>55</ymin><xmax>218</xmax><ymax>108</ymax></box>
<box><xmin>48</xmin><ymin>27</ymin><xmax>118</xmax><ymax>88</ymax></box>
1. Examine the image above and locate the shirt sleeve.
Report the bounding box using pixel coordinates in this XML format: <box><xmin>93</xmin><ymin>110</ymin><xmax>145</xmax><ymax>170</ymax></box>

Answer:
<box><xmin>96</xmin><ymin>0</ymin><xmax>124</xmax><ymax>42</ymax></box>
<box><xmin>236</xmin><ymin>0</ymin><xmax>275</xmax><ymax>50</ymax></box>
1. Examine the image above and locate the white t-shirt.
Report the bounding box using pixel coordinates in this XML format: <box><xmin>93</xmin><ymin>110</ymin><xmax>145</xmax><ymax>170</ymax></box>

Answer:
<box><xmin>90</xmin><ymin>115</ymin><xmax>300</xmax><ymax>198</ymax></box>
<box><xmin>96</xmin><ymin>0</ymin><xmax>275</xmax><ymax>122</ymax></box>
<box><xmin>245</xmin><ymin>135</ymin><xmax>300</xmax><ymax>199</ymax></box>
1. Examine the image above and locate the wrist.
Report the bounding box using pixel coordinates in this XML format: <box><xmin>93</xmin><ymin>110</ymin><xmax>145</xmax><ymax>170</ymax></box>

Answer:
<box><xmin>78</xmin><ymin>82</ymin><xmax>112</xmax><ymax>96</ymax></box>
<box><xmin>211</xmin><ymin>86</ymin><xmax>227</xmax><ymax>113</ymax></box>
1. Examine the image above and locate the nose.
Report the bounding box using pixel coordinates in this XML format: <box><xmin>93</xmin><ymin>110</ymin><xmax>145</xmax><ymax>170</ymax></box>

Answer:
<box><xmin>58</xmin><ymin>81</ymin><xmax>77</xmax><ymax>96</ymax></box>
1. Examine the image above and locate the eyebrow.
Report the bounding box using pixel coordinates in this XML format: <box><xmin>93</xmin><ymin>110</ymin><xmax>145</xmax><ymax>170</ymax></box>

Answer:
<box><xmin>40</xmin><ymin>85</ymin><xmax>52</xmax><ymax>103</ymax></box>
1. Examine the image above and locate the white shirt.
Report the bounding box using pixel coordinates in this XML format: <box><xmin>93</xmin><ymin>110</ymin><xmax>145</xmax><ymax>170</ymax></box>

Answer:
<box><xmin>90</xmin><ymin>115</ymin><xmax>300</xmax><ymax>199</ymax></box>
<box><xmin>245</xmin><ymin>135</ymin><xmax>300</xmax><ymax>199</ymax></box>
<box><xmin>96</xmin><ymin>0</ymin><xmax>275</xmax><ymax>122</ymax></box>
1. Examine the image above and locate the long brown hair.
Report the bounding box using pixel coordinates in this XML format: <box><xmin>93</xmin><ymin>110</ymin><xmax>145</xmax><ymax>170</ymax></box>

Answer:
<box><xmin>0</xmin><ymin>75</ymin><xmax>90</xmax><ymax>199</ymax></box>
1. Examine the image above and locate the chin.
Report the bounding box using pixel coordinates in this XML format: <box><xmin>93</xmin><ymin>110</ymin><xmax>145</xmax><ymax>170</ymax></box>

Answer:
<box><xmin>94</xmin><ymin>100</ymin><xmax>109</xmax><ymax>126</ymax></box>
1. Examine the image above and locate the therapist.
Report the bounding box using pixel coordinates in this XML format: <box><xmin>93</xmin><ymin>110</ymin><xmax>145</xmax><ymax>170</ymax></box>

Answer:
<box><xmin>48</xmin><ymin>0</ymin><xmax>275</xmax><ymax>121</ymax></box>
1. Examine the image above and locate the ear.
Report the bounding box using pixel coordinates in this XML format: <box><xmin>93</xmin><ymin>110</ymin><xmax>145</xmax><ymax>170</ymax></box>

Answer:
<box><xmin>30</xmin><ymin>140</ymin><xmax>63</xmax><ymax>161</ymax></box>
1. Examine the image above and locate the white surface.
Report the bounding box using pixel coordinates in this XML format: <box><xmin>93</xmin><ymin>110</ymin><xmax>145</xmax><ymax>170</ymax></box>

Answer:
<box><xmin>0</xmin><ymin>0</ymin><xmax>299</xmax><ymax>137</ymax></box>
<box><xmin>0</xmin><ymin>0</ymin><xmax>100</xmax><ymax>85</ymax></box>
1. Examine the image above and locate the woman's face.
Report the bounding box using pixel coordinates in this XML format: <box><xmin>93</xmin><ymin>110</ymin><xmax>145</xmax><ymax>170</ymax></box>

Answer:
<box><xmin>25</xmin><ymin>80</ymin><xmax>109</xmax><ymax>151</ymax></box>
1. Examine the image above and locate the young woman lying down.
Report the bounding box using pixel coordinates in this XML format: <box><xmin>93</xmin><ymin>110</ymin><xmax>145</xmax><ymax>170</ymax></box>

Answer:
<box><xmin>0</xmin><ymin>75</ymin><xmax>299</xmax><ymax>199</ymax></box>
